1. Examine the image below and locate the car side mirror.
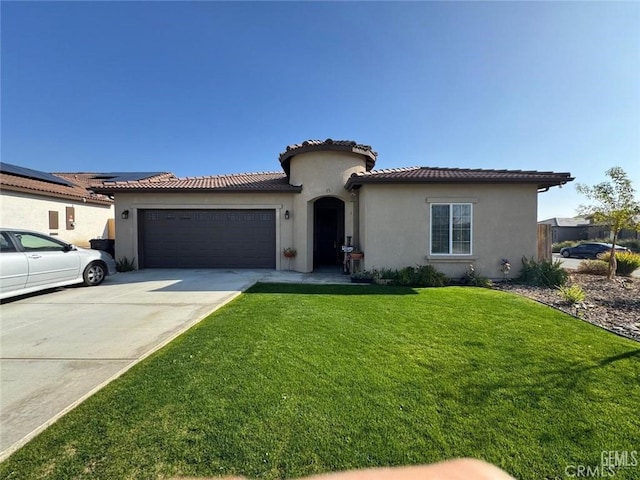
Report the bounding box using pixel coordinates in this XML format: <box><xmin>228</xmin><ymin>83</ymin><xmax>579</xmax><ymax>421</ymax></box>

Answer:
<box><xmin>63</xmin><ymin>243</ymin><xmax>76</xmax><ymax>252</ymax></box>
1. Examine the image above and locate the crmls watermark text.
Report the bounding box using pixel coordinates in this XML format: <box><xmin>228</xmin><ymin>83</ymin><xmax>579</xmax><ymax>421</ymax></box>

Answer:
<box><xmin>565</xmin><ymin>451</ymin><xmax>638</xmax><ymax>477</ymax></box>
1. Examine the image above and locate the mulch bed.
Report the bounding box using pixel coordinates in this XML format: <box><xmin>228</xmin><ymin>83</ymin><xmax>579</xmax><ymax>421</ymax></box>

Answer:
<box><xmin>494</xmin><ymin>273</ymin><xmax>640</xmax><ymax>342</ymax></box>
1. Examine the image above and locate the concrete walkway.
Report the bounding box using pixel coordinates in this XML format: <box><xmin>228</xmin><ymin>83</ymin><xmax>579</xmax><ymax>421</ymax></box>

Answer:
<box><xmin>0</xmin><ymin>268</ymin><xmax>350</xmax><ymax>461</ymax></box>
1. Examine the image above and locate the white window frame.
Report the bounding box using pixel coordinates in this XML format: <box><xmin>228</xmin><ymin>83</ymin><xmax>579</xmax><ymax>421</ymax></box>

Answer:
<box><xmin>429</xmin><ymin>203</ymin><xmax>473</xmax><ymax>256</ymax></box>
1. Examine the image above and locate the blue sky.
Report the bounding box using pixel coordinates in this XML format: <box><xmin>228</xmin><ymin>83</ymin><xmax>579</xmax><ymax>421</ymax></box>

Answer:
<box><xmin>2</xmin><ymin>1</ymin><xmax>638</xmax><ymax>220</ymax></box>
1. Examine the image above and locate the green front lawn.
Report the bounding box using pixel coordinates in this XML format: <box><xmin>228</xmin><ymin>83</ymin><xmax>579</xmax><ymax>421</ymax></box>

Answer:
<box><xmin>2</xmin><ymin>284</ymin><xmax>638</xmax><ymax>480</ymax></box>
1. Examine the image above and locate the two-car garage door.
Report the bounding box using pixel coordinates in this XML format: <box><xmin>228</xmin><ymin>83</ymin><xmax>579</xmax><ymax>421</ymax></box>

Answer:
<box><xmin>140</xmin><ymin>209</ymin><xmax>276</xmax><ymax>268</ymax></box>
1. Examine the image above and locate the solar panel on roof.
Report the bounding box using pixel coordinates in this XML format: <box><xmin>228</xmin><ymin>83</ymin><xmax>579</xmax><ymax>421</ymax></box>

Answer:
<box><xmin>0</xmin><ymin>162</ymin><xmax>74</xmax><ymax>187</ymax></box>
<box><xmin>90</xmin><ymin>172</ymin><xmax>166</xmax><ymax>182</ymax></box>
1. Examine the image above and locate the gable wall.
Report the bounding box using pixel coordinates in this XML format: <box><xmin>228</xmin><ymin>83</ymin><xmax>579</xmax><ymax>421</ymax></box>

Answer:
<box><xmin>0</xmin><ymin>190</ymin><xmax>114</xmax><ymax>247</ymax></box>
<box><xmin>358</xmin><ymin>183</ymin><xmax>538</xmax><ymax>279</ymax></box>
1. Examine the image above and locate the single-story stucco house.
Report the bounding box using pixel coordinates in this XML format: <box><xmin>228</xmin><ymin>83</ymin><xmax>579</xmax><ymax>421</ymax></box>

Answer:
<box><xmin>539</xmin><ymin>216</ymin><xmax>640</xmax><ymax>243</ymax></box>
<box><xmin>95</xmin><ymin>139</ymin><xmax>573</xmax><ymax>279</ymax></box>
<box><xmin>0</xmin><ymin>162</ymin><xmax>116</xmax><ymax>247</ymax></box>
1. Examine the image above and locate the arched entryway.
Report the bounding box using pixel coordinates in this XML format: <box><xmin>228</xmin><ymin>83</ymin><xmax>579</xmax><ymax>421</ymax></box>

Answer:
<box><xmin>313</xmin><ymin>197</ymin><xmax>345</xmax><ymax>269</ymax></box>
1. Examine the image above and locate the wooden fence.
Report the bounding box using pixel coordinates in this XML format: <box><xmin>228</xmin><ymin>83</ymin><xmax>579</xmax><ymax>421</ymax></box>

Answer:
<box><xmin>538</xmin><ymin>223</ymin><xmax>552</xmax><ymax>261</ymax></box>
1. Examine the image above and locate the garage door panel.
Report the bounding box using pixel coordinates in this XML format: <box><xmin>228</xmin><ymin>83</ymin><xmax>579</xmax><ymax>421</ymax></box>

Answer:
<box><xmin>141</xmin><ymin>209</ymin><xmax>275</xmax><ymax>268</ymax></box>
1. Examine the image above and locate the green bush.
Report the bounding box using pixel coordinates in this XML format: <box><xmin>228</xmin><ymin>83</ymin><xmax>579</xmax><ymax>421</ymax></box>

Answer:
<box><xmin>350</xmin><ymin>270</ymin><xmax>375</xmax><ymax>282</ymax></box>
<box><xmin>460</xmin><ymin>264</ymin><xmax>493</xmax><ymax>288</ymax></box>
<box><xmin>376</xmin><ymin>267</ymin><xmax>400</xmax><ymax>284</ymax></box>
<box><xmin>599</xmin><ymin>251</ymin><xmax>640</xmax><ymax>276</ymax></box>
<box><xmin>518</xmin><ymin>257</ymin><xmax>568</xmax><ymax>288</ymax></box>
<box><xmin>552</xmin><ymin>240</ymin><xmax>578</xmax><ymax>253</ymax></box>
<box><xmin>374</xmin><ymin>265</ymin><xmax>447</xmax><ymax>287</ymax></box>
<box><xmin>557</xmin><ymin>284</ymin><xmax>586</xmax><ymax>305</ymax></box>
<box><xmin>576</xmin><ymin>260</ymin><xmax>608</xmax><ymax>276</ymax></box>
<box><xmin>412</xmin><ymin>265</ymin><xmax>448</xmax><ymax>287</ymax></box>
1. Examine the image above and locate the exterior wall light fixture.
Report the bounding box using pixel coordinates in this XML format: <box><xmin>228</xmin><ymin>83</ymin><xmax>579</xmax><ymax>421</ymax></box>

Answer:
<box><xmin>121</xmin><ymin>210</ymin><xmax>130</xmax><ymax>220</ymax></box>
<box><xmin>284</xmin><ymin>210</ymin><xmax>290</xmax><ymax>220</ymax></box>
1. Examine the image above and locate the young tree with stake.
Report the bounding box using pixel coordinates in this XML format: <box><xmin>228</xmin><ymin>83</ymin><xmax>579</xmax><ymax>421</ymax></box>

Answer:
<box><xmin>576</xmin><ymin>167</ymin><xmax>640</xmax><ymax>279</ymax></box>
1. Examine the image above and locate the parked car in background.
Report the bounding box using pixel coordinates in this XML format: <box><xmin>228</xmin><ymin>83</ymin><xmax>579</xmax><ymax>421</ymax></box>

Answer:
<box><xmin>0</xmin><ymin>228</ymin><xmax>117</xmax><ymax>300</ymax></box>
<box><xmin>559</xmin><ymin>242</ymin><xmax>630</xmax><ymax>259</ymax></box>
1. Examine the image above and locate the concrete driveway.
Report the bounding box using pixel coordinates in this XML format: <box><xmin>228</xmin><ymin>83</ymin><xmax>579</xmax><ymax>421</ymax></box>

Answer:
<box><xmin>0</xmin><ymin>269</ymin><xmax>271</xmax><ymax>461</ymax></box>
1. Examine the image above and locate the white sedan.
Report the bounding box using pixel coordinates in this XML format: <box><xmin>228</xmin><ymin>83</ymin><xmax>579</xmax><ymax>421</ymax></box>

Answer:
<box><xmin>0</xmin><ymin>228</ymin><xmax>117</xmax><ymax>300</ymax></box>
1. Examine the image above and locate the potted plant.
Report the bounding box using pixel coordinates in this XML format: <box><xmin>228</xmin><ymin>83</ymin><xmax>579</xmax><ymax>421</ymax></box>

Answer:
<box><xmin>283</xmin><ymin>247</ymin><xmax>297</xmax><ymax>258</ymax></box>
<box><xmin>351</xmin><ymin>270</ymin><xmax>375</xmax><ymax>283</ymax></box>
<box><xmin>349</xmin><ymin>250</ymin><xmax>364</xmax><ymax>260</ymax></box>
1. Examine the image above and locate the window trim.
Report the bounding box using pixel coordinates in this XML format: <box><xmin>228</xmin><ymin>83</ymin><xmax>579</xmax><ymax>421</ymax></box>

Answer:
<box><xmin>429</xmin><ymin>202</ymin><xmax>473</xmax><ymax>256</ymax></box>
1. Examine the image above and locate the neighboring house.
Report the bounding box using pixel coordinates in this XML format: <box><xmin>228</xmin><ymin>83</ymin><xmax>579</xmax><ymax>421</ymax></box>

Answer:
<box><xmin>0</xmin><ymin>163</ymin><xmax>170</xmax><ymax>247</ymax></box>
<box><xmin>538</xmin><ymin>217</ymin><xmax>592</xmax><ymax>243</ymax></box>
<box><xmin>539</xmin><ymin>216</ymin><xmax>640</xmax><ymax>243</ymax></box>
<box><xmin>95</xmin><ymin>139</ymin><xmax>573</xmax><ymax>278</ymax></box>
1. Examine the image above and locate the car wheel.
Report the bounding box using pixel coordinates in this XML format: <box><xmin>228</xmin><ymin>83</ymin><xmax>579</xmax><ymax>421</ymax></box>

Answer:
<box><xmin>561</xmin><ymin>250</ymin><xmax>570</xmax><ymax>258</ymax></box>
<box><xmin>83</xmin><ymin>262</ymin><xmax>106</xmax><ymax>286</ymax></box>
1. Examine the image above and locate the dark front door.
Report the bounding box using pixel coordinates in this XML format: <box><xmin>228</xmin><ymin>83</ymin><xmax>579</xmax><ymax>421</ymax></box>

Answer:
<box><xmin>313</xmin><ymin>197</ymin><xmax>345</xmax><ymax>268</ymax></box>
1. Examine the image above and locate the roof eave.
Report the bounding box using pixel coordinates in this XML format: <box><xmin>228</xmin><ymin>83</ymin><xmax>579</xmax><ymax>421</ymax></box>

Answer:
<box><xmin>345</xmin><ymin>176</ymin><xmax>575</xmax><ymax>191</ymax></box>
<box><xmin>0</xmin><ymin>184</ymin><xmax>114</xmax><ymax>205</ymax></box>
<box><xmin>93</xmin><ymin>186</ymin><xmax>303</xmax><ymax>194</ymax></box>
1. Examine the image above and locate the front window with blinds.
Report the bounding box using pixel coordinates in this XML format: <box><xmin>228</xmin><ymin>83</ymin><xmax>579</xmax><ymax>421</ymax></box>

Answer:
<box><xmin>430</xmin><ymin>203</ymin><xmax>472</xmax><ymax>255</ymax></box>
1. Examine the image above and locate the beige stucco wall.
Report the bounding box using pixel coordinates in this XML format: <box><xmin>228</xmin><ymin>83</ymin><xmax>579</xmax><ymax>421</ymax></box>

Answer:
<box><xmin>289</xmin><ymin>151</ymin><xmax>367</xmax><ymax>272</ymax></box>
<box><xmin>0</xmin><ymin>190</ymin><xmax>114</xmax><ymax>247</ymax></box>
<box><xmin>358</xmin><ymin>183</ymin><xmax>539</xmax><ymax>279</ymax></box>
<box><xmin>113</xmin><ymin>191</ymin><xmax>296</xmax><ymax>269</ymax></box>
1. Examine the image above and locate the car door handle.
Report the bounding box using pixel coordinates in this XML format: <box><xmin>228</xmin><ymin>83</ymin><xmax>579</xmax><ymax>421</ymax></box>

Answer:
<box><xmin>28</xmin><ymin>254</ymin><xmax>42</xmax><ymax>259</ymax></box>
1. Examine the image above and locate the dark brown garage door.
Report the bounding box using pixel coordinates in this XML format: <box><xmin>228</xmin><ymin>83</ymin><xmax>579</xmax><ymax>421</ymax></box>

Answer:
<box><xmin>140</xmin><ymin>209</ymin><xmax>276</xmax><ymax>268</ymax></box>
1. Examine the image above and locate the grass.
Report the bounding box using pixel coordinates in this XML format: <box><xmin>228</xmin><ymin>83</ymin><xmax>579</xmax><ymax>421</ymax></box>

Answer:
<box><xmin>1</xmin><ymin>284</ymin><xmax>639</xmax><ymax>480</ymax></box>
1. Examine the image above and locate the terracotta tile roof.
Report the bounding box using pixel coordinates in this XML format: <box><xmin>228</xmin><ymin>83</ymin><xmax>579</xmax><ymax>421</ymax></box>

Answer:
<box><xmin>55</xmin><ymin>172</ymin><xmax>176</xmax><ymax>188</ymax></box>
<box><xmin>94</xmin><ymin>171</ymin><xmax>302</xmax><ymax>193</ymax></box>
<box><xmin>345</xmin><ymin>166</ymin><xmax>574</xmax><ymax>190</ymax></box>
<box><xmin>0</xmin><ymin>172</ymin><xmax>113</xmax><ymax>205</ymax></box>
<box><xmin>279</xmin><ymin>139</ymin><xmax>377</xmax><ymax>175</ymax></box>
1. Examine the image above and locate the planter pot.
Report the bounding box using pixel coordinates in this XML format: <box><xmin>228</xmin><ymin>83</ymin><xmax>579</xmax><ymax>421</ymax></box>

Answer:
<box><xmin>350</xmin><ymin>253</ymin><xmax>364</xmax><ymax>260</ymax></box>
<box><xmin>283</xmin><ymin>254</ymin><xmax>296</xmax><ymax>258</ymax></box>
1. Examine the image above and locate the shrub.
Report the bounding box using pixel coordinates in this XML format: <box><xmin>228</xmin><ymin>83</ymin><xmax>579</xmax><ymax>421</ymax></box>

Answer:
<box><xmin>116</xmin><ymin>257</ymin><xmax>136</xmax><ymax>272</ymax></box>
<box><xmin>351</xmin><ymin>270</ymin><xmax>375</xmax><ymax>283</ymax></box>
<box><xmin>518</xmin><ymin>256</ymin><xmax>568</xmax><ymax>288</ymax></box>
<box><xmin>460</xmin><ymin>264</ymin><xmax>493</xmax><ymax>288</ymax></box>
<box><xmin>374</xmin><ymin>265</ymin><xmax>447</xmax><ymax>287</ymax></box>
<box><xmin>558</xmin><ymin>284</ymin><xmax>586</xmax><ymax>305</ymax></box>
<box><xmin>411</xmin><ymin>265</ymin><xmax>448</xmax><ymax>287</ymax></box>
<box><xmin>576</xmin><ymin>260</ymin><xmax>608</xmax><ymax>276</ymax></box>
<box><xmin>599</xmin><ymin>251</ymin><xmax>640</xmax><ymax>276</ymax></box>
<box><xmin>376</xmin><ymin>268</ymin><xmax>397</xmax><ymax>280</ymax></box>
<box><xmin>552</xmin><ymin>240</ymin><xmax>578</xmax><ymax>253</ymax></box>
